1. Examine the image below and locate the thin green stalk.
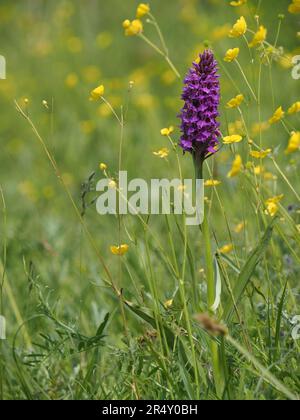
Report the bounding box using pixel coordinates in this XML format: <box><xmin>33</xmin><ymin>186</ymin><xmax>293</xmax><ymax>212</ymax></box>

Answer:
<box><xmin>235</xmin><ymin>59</ymin><xmax>258</xmax><ymax>102</ymax></box>
<box><xmin>179</xmin><ymin>214</ymin><xmax>201</xmax><ymax>398</ymax></box>
<box><xmin>138</xmin><ymin>33</ymin><xmax>181</xmax><ymax>78</ymax></box>
<box><xmin>195</xmin><ymin>159</ymin><xmax>224</xmax><ymax>397</ymax></box>
<box><xmin>0</xmin><ymin>186</ymin><xmax>7</xmax><ymax>400</ymax></box>
<box><xmin>227</xmin><ymin>335</ymin><xmax>298</xmax><ymax>400</ymax></box>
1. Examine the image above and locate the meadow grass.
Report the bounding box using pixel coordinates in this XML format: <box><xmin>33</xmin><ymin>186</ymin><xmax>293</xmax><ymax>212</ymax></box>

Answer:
<box><xmin>0</xmin><ymin>0</ymin><xmax>300</xmax><ymax>400</ymax></box>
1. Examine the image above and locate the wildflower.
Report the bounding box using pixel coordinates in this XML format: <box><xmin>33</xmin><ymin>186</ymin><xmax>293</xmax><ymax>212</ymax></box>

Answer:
<box><xmin>230</xmin><ymin>0</ymin><xmax>247</xmax><ymax>6</ymax></box>
<box><xmin>108</xmin><ymin>179</ymin><xmax>117</xmax><ymax>189</ymax></box>
<box><xmin>110</xmin><ymin>244</ymin><xmax>129</xmax><ymax>256</ymax></box>
<box><xmin>219</xmin><ymin>244</ymin><xmax>234</xmax><ymax>254</ymax></box>
<box><xmin>164</xmin><ymin>299</ymin><xmax>173</xmax><ymax>309</ymax></box>
<box><xmin>285</xmin><ymin>131</ymin><xmax>300</xmax><ymax>154</ymax></box>
<box><xmin>153</xmin><ymin>148</ymin><xmax>170</xmax><ymax>158</ymax></box>
<box><xmin>227</xmin><ymin>155</ymin><xmax>242</xmax><ymax>177</ymax></box>
<box><xmin>161</xmin><ymin>126</ymin><xmax>174</xmax><ymax>136</ymax></box>
<box><xmin>223</xmin><ymin>134</ymin><xmax>243</xmax><ymax>144</ymax></box>
<box><xmin>254</xmin><ymin>165</ymin><xmax>264</xmax><ymax>175</ymax></box>
<box><xmin>42</xmin><ymin>100</ymin><xmax>49</xmax><ymax>109</ymax></box>
<box><xmin>249</xmin><ymin>26</ymin><xmax>267</xmax><ymax>48</ymax></box>
<box><xmin>224</xmin><ymin>48</ymin><xmax>240</xmax><ymax>62</ymax></box>
<box><xmin>226</xmin><ymin>94</ymin><xmax>244</xmax><ymax>109</ymax></box>
<box><xmin>288</xmin><ymin>102</ymin><xmax>300</xmax><ymax>115</ymax></box>
<box><xmin>99</xmin><ymin>163</ymin><xmax>107</xmax><ymax>171</ymax></box>
<box><xmin>265</xmin><ymin>195</ymin><xmax>284</xmax><ymax>217</ymax></box>
<box><xmin>179</xmin><ymin>50</ymin><xmax>221</xmax><ymax>165</ymax></box>
<box><xmin>123</xmin><ymin>19</ymin><xmax>143</xmax><ymax>36</ymax></box>
<box><xmin>250</xmin><ymin>149</ymin><xmax>272</xmax><ymax>159</ymax></box>
<box><xmin>195</xmin><ymin>313</ymin><xmax>228</xmax><ymax>337</ymax></box>
<box><xmin>266</xmin><ymin>202</ymin><xmax>279</xmax><ymax>217</ymax></box>
<box><xmin>136</xmin><ymin>3</ymin><xmax>150</xmax><ymax>18</ymax></box>
<box><xmin>234</xmin><ymin>222</ymin><xmax>245</xmax><ymax>233</ymax></box>
<box><xmin>288</xmin><ymin>0</ymin><xmax>300</xmax><ymax>14</ymax></box>
<box><xmin>90</xmin><ymin>85</ymin><xmax>105</xmax><ymax>101</ymax></box>
<box><xmin>24</xmin><ymin>98</ymin><xmax>29</xmax><ymax>105</ymax></box>
<box><xmin>229</xmin><ymin>16</ymin><xmax>247</xmax><ymax>38</ymax></box>
<box><xmin>269</xmin><ymin>106</ymin><xmax>285</xmax><ymax>124</ymax></box>
<box><xmin>205</xmin><ymin>180</ymin><xmax>221</xmax><ymax>187</ymax></box>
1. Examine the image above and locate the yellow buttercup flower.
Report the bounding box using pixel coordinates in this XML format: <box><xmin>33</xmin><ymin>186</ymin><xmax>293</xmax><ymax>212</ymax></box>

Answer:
<box><xmin>136</xmin><ymin>3</ymin><xmax>150</xmax><ymax>18</ymax></box>
<box><xmin>224</xmin><ymin>48</ymin><xmax>240</xmax><ymax>62</ymax></box>
<box><xmin>99</xmin><ymin>163</ymin><xmax>107</xmax><ymax>171</ymax></box>
<box><xmin>153</xmin><ymin>148</ymin><xmax>170</xmax><ymax>159</ymax></box>
<box><xmin>266</xmin><ymin>202</ymin><xmax>278</xmax><ymax>217</ymax></box>
<box><xmin>110</xmin><ymin>244</ymin><xmax>129</xmax><ymax>256</ymax></box>
<box><xmin>234</xmin><ymin>222</ymin><xmax>245</xmax><ymax>234</ymax></box>
<box><xmin>90</xmin><ymin>85</ymin><xmax>105</xmax><ymax>101</ymax></box>
<box><xmin>265</xmin><ymin>195</ymin><xmax>284</xmax><ymax>217</ymax></box>
<box><xmin>230</xmin><ymin>0</ymin><xmax>247</xmax><ymax>6</ymax></box>
<box><xmin>228</xmin><ymin>155</ymin><xmax>242</xmax><ymax>178</ymax></box>
<box><xmin>205</xmin><ymin>180</ymin><xmax>221</xmax><ymax>187</ymax></box>
<box><xmin>160</xmin><ymin>126</ymin><xmax>174</xmax><ymax>136</ymax></box>
<box><xmin>229</xmin><ymin>16</ymin><xmax>247</xmax><ymax>38</ymax></box>
<box><xmin>223</xmin><ymin>134</ymin><xmax>243</xmax><ymax>144</ymax></box>
<box><xmin>288</xmin><ymin>0</ymin><xmax>300</xmax><ymax>14</ymax></box>
<box><xmin>219</xmin><ymin>244</ymin><xmax>234</xmax><ymax>254</ymax></box>
<box><xmin>269</xmin><ymin>106</ymin><xmax>285</xmax><ymax>124</ymax></box>
<box><xmin>249</xmin><ymin>26</ymin><xmax>267</xmax><ymax>48</ymax></box>
<box><xmin>164</xmin><ymin>299</ymin><xmax>173</xmax><ymax>309</ymax></box>
<box><xmin>254</xmin><ymin>165</ymin><xmax>264</xmax><ymax>175</ymax></box>
<box><xmin>285</xmin><ymin>131</ymin><xmax>300</xmax><ymax>154</ymax></box>
<box><xmin>288</xmin><ymin>102</ymin><xmax>300</xmax><ymax>115</ymax></box>
<box><xmin>123</xmin><ymin>19</ymin><xmax>143</xmax><ymax>36</ymax></box>
<box><xmin>123</xmin><ymin>19</ymin><xmax>131</xmax><ymax>29</ymax></box>
<box><xmin>226</xmin><ymin>94</ymin><xmax>244</xmax><ymax>109</ymax></box>
<box><xmin>250</xmin><ymin>149</ymin><xmax>272</xmax><ymax>159</ymax></box>
<box><xmin>108</xmin><ymin>179</ymin><xmax>117</xmax><ymax>189</ymax></box>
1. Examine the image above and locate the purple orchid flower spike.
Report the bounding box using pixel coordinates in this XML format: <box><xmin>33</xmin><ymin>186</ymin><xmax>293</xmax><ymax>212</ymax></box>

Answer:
<box><xmin>179</xmin><ymin>50</ymin><xmax>221</xmax><ymax>178</ymax></box>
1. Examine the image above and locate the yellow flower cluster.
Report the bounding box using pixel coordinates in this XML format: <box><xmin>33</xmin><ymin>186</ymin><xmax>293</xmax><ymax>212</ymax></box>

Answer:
<box><xmin>136</xmin><ymin>3</ymin><xmax>150</xmax><ymax>18</ymax></box>
<box><xmin>205</xmin><ymin>180</ymin><xmax>221</xmax><ymax>187</ymax></box>
<box><xmin>288</xmin><ymin>0</ymin><xmax>300</xmax><ymax>14</ymax></box>
<box><xmin>230</xmin><ymin>0</ymin><xmax>247</xmax><ymax>6</ymax></box>
<box><xmin>250</xmin><ymin>149</ymin><xmax>272</xmax><ymax>159</ymax></box>
<box><xmin>249</xmin><ymin>26</ymin><xmax>267</xmax><ymax>48</ymax></box>
<box><xmin>229</xmin><ymin>16</ymin><xmax>247</xmax><ymax>38</ymax></box>
<box><xmin>265</xmin><ymin>195</ymin><xmax>284</xmax><ymax>217</ymax></box>
<box><xmin>123</xmin><ymin>19</ymin><xmax>143</xmax><ymax>36</ymax></box>
<box><xmin>226</xmin><ymin>94</ymin><xmax>244</xmax><ymax>109</ymax></box>
<box><xmin>110</xmin><ymin>244</ymin><xmax>129</xmax><ymax>256</ymax></box>
<box><xmin>269</xmin><ymin>106</ymin><xmax>285</xmax><ymax>124</ymax></box>
<box><xmin>228</xmin><ymin>155</ymin><xmax>243</xmax><ymax>178</ymax></box>
<box><xmin>288</xmin><ymin>101</ymin><xmax>300</xmax><ymax>114</ymax></box>
<box><xmin>285</xmin><ymin>132</ymin><xmax>300</xmax><ymax>154</ymax></box>
<box><xmin>160</xmin><ymin>126</ymin><xmax>174</xmax><ymax>136</ymax></box>
<box><xmin>219</xmin><ymin>244</ymin><xmax>233</xmax><ymax>254</ymax></box>
<box><xmin>223</xmin><ymin>134</ymin><xmax>243</xmax><ymax>145</ymax></box>
<box><xmin>90</xmin><ymin>85</ymin><xmax>105</xmax><ymax>101</ymax></box>
<box><xmin>123</xmin><ymin>3</ymin><xmax>150</xmax><ymax>36</ymax></box>
<box><xmin>224</xmin><ymin>48</ymin><xmax>240</xmax><ymax>62</ymax></box>
<box><xmin>153</xmin><ymin>148</ymin><xmax>170</xmax><ymax>158</ymax></box>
